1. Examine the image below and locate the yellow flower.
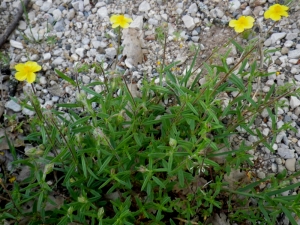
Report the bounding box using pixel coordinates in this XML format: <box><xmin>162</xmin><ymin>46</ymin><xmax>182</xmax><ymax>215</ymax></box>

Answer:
<box><xmin>264</xmin><ymin>4</ymin><xmax>289</xmax><ymax>21</ymax></box>
<box><xmin>9</xmin><ymin>176</ymin><xmax>16</xmax><ymax>183</ymax></box>
<box><xmin>15</xmin><ymin>61</ymin><xmax>41</xmax><ymax>83</ymax></box>
<box><xmin>110</xmin><ymin>15</ymin><xmax>133</xmax><ymax>29</ymax></box>
<box><xmin>229</xmin><ymin>16</ymin><xmax>255</xmax><ymax>33</ymax></box>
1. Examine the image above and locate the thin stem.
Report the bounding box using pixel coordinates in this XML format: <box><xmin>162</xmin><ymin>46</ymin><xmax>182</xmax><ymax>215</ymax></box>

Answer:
<box><xmin>191</xmin><ymin>32</ymin><xmax>241</xmax><ymax>75</ymax></box>
<box><xmin>49</xmin><ymin>117</ymin><xmax>78</xmax><ymax>166</ymax></box>
<box><xmin>117</xmin><ymin>26</ymin><xmax>121</xmax><ymax>56</ymax></box>
<box><xmin>122</xmin><ymin>76</ymin><xmax>136</xmax><ymax>108</ymax></box>
<box><xmin>31</xmin><ymin>83</ymin><xmax>36</xmax><ymax>95</ymax></box>
<box><xmin>0</xmin><ymin>178</ymin><xmax>23</xmax><ymax>214</ymax></box>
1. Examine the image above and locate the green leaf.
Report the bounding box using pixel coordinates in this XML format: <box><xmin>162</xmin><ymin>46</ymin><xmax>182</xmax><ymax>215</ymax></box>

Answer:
<box><xmin>178</xmin><ymin>169</ymin><xmax>184</xmax><ymax>188</ymax></box>
<box><xmin>229</xmin><ymin>73</ymin><xmax>245</xmax><ymax>91</ymax></box>
<box><xmin>186</xmin><ymin>102</ymin><xmax>199</xmax><ymax>115</ymax></box>
<box><xmin>69</xmin><ymin>116</ymin><xmax>90</xmax><ymax>128</ymax></box>
<box><xmin>266</xmin><ymin>182</ymin><xmax>300</xmax><ymax>196</ymax></box>
<box><xmin>81</xmin><ymin>155</ymin><xmax>87</xmax><ymax>178</ymax></box>
<box><xmin>258</xmin><ymin>200</ymin><xmax>271</xmax><ymax>224</ymax></box>
<box><xmin>55</xmin><ymin>69</ymin><xmax>76</xmax><ymax>86</ymax></box>
<box><xmin>4</xmin><ymin>131</ymin><xmax>17</xmax><ymax>161</ymax></box>
<box><xmin>141</xmin><ymin>173</ymin><xmax>152</xmax><ymax>191</ymax></box>
<box><xmin>81</xmin><ymin>85</ymin><xmax>103</xmax><ymax>98</ymax></box>
<box><xmin>230</xmin><ymin>38</ymin><xmax>244</xmax><ymax>53</ymax></box>
<box><xmin>152</xmin><ymin>176</ymin><xmax>166</xmax><ymax>188</ymax></box>
<box><xmin>37</xmin><ymin>191</ymin><xmax>44</xmax><ymax>211</ymax></box>
<box><xmin>97</xmin><ymin>156</ymin><xmax>113</xmax><ymax>175</ymax></box>
<box><xmin>281</xmin><ymin>206</ymin><xmax>298</xmax><ymax>225</ymax></box>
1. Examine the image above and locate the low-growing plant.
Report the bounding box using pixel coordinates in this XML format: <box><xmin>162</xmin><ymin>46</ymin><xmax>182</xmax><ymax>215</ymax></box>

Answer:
<box><xmin>1</xmin><ymin>2</ymin><xmax>300</xmax><ymax>225</ymax></box>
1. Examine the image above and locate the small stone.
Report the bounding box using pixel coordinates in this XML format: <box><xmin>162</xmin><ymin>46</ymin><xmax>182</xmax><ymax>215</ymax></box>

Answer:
<box><xmin>290</xmin><ymin>96</ymin><xmax>300</xmax><ymax>109</ymax></box>
<box><xmin>285</xmin><ymin>33</ymin><xmax>298</xmax><ymax>40</ymax></box>
<box><xmin>281</xmin><ymin>47</ymin><xmax>289</xmax><ymax>55</ymax></box>
<box><xmin>242</xmin><ymin>6</ymin><xmax>252</xmax><ymax>16</ymax></box>
<box><xmin>270</xmin><ymin>32</ymin><xmax>286</xmax><ymax>45</ymax></box>
<box><xmin>39</xmin><ymin>76</ymin><xmax>47</xmax><ymax>85</ymax></box>
<box><xmin>72</xmin><ymin>1</ymin><xmax>84</xmax><ymax>11</ymax></box>
<box><xmin>82</xmin><ymin>75</ymin><xmax>90</xmax><ymax>84</ymax></box>
<box><xmin>48</xmin><ymin>84</ymin><xmax>64</xmax><ymax>97</ymax></box>
<box><xmin>284</xmin><ymin>40</ymin><xmax>294</xmax><ymax>47</ymax></box>
<box><xmin>18</xmin><ymin>20</ymin><xmax>27</xmax><ymax>30</ymax></box>
<box><xmin>54</xmin><ymin>20</ymin><xmax>65</xmax><ymax>32</ymax></box>
<box><xmin>67</xmin><ymin>9</ymin><xmax>76</xmax><ymax>20</ymax></box>
<box><xmin>22</xmin><ymin>107</ymin><xmax>35</xmax><ymax>116</ymax></box>
<box><xmin>41</xmin><ymin>2</ymin><xmax>52</xmax><ymax>11</ymax></box>
<box><xmin>285</xmin><ymin>158</ymin><xmax>296</xmax><ymax>171</ymax></box>
<box><xmin>97</xmin><ymin>7</ymin><xmax>108</xmax><ymax>18</ymax></box>
<box><xmin>229</xmin><ymin>0</ymin><xmax>241</xmax><ymax>12</ymax></box>
<box><xmin>264</xmin><ymin>38</ymin><xmax>272</xmax><ymax>47</ymax></box>
<box><xmin>257</xmin><ymin>171</ymin><xmax>266</xmax><ymax>179</ymax></box>
<box><xmin>43</xmin><ymin>53</ymin><xmax>51</xmax><ymax>60</ymax></box>
<box><xmin>191</xmin><ymin>36</ymin><xmax>199</xmax><ymax>42</ymax></box>
<box><xmin>75</xmin><ymin>48</ymin><xmax>85</xmax><ymax>58</ymax></box>
<box><xmin>271</xmin><ymin>163</ymin><xmax>278</xmax><ymax>173</ymax></box>
<box><xmin>71</xmin><ymin>54</ymin><xmax>79</xmax><ymax>61</ymax></box>
<box><xmin>138</xmin><ymin>1</ymin><xmax>151</xmax><ymax>12</ymax></box>
<box><xmin>295</xmin><ymin>75</ymin><xmax>300</xmax><ymax>81</ymax></box>
<box><xmin>52</xmin><ymin>9</ymin><xmax>62</xmax><ymax>21</ymax></box>
<box><xmin>52</xmin><ymin>57</ymin><xmax>64</xmax><ymax>65</ymax></box>
<box><xmin>291</xmin><ymin>67</ymin><xmax>299</xmax><ymax>74</ymax></box>
<box><xmin>105</xmin><ymin>48</ymin><xmax>117</xmax><ymax>59</ymax></box>
<box><xmin>253</xmin><ymin>6</ymin><xmax>263</xmax><ymax>17</ymax></box>
<box><xmin>278</xmin><ymin>165</ymin><xmax>285</xmax><ymax>173</ymax></box>
<box><xmin>176</xmin><ymin>8</ymin><xmax>183</xmax><ymax>15</ymax></box>
<box><xmin>5</xmin><ymin>100</ymin><xmax>21</xmax><ymax>112</ymax></box>
<box><xmin>161</xmin><ymin>14</ymin><xmax>168</xmax><ymax>21</ymax></box>
<box><xmin>188</xmin><ymin>3</ymin><xmax>198</xmax><ymax>14</ymax></box>
<box><xmin>182</xmin><ymin>15</ymin><xmax>195</xmax><ymax>30</ymax></box>
<box><xmin>148</xmin><ymin>18</ymin><xmax>158</xmax><ymax>26</ymax></box>
<box><xmin>10</xmin><ymin>40</ymin><xmax>23</xmax><ymax>49</ymax></box>
<box><xmin>288</xmin><ymin>49</ymin><xmax>300</xmax><ymax>59</ymax></box>
<box><xmin>226</xmin><ymin>57</ymin><xmax>235</xmax><ymax>65</ymax></box>
<box><xmin>277</xmin><ymin>148</ymin><xmax>294</xmax><ymax>159</ymax></box>
<box><xmin>262</xmin><ymin>128</ymin><xmax>270</xmax><ymax>136</ymax></box>
<box><xmin>129</xmin><ymin>16</ymin><xmax>143</xmax><ymax>29</ymax></box>
<box><xmin>275</xmin><ymin>158</ymin><xmax>282</xmax><ymax>164</ymax></box>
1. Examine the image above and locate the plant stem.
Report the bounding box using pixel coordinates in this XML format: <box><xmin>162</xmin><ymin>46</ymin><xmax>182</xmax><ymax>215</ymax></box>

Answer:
<box><xmin>0</xmin><ymin>178</ymin><xmax>23</xmax><ymax>214</ymax></box>
<box><xmin>31</xmin><ymin>83</ymin><xmax>36</xmax><ymax>95</ymax></box>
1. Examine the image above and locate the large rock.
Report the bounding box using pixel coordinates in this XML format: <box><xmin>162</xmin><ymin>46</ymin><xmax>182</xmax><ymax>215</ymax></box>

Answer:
<box><xmin>182</xmin><ymin>15</ymin><xmax>195</xmax><ymax>30</ymax></box>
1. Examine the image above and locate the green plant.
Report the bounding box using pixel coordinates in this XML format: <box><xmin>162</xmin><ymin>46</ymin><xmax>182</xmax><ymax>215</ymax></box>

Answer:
<box><xmin>0</xmin><ymin>52</ymin><xmax>10</xmax><ymax>66</ymax></box>
<box><xmin>1</xmin><ymin>3</ymin><xmax>300</xmax><ymax>225</ymax></box>
<box><xmin>172</xmin><ymin>30</ymin><xmax>182</xmax><ymax>41</ymax></box>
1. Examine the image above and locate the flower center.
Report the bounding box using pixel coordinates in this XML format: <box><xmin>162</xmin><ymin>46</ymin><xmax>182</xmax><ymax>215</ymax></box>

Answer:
<box><xmin>23</xmin><ymin>65</ymin><xmax>32</xmax><ymax>74</ymax></box>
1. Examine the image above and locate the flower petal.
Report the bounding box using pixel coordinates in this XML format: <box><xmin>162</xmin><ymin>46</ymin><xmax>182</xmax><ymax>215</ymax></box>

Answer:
<box><xmin>15</xmin><ymin>63</ymin><xmax>25</xmax><ymax>72</ymax></box>
<box><xmin>229</xmin><ymin>20</ymin><xmax>237</xmax><ymax>27</ymax></box>
<box><xmin>270</xmin><ymin>14</ymin><xmax>282</xmax><ymax>21</ymax></box>
<box><xmin>234</xmin><ymin>25</ymin><xmax>244</xmax><ymax>33</ymax></box>
<box><xmin>112</xmin><ymin>23</ymin><xmax>119</xmax><ymax>28</ymax></box>
<box><xmin>124</xmin><ymin>17</ymin><xmax>133</xmax><ymax>23</ymax></box>
<box><xmin>15</xmin><ymin>71</ymin><xmax>27</xmax><ymax>81</ymax></box>
<box><xmin>26</xmin><ymin>72</ymin><xmax>36</xmax><ymax>83</ymax></box>
<box><xmin>121</xmin><ymin>23</ymin><xmax>130</xmax><ymax>28</ymax></box>
<box><xmin>26</xmin><ymin>61</ymin><xmax>42</xmax><ymax>72</ymax></box>
<box><xmin>110</xmin><ymin>15</ymin><xmax>118</xmax><ymax>23</ymax></box>
<box><xmin>264</xmin><ymin>10</ymin><xmax>271</xmax><ymax>19</ymax></box>
<box><xmin>243</xmin><ymin>16</ymin><xmax>255</xmax><ymax>29</ymax></box>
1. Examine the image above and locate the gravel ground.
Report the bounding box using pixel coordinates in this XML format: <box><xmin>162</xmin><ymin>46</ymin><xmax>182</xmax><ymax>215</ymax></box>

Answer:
<box><xmin>1</xmin><ymin>0</ymin><xmax>300</xmax><ymax>222</ymax></box>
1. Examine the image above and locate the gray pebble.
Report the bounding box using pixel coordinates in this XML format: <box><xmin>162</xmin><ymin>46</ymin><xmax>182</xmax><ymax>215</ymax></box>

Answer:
<box><xmin>285</xmin><ymin>158</ymin><xmax>296</xmax><ymax>171</ymax></box>
<box><xmin>5</xmin><ymin>100</ymin><xmax>21</xmax><ymax>112</ymax></box>
<box><xmin>139</xmin><ymin>1</ymin><xmax>150</xmax><ymax>12</ymax></box>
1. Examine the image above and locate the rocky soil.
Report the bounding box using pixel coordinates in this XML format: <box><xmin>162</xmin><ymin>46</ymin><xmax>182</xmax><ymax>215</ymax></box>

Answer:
<box><xmin>0</xmin><ymin>0</ymin><xmax>300</xmax><ymax>223</ymax></box>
